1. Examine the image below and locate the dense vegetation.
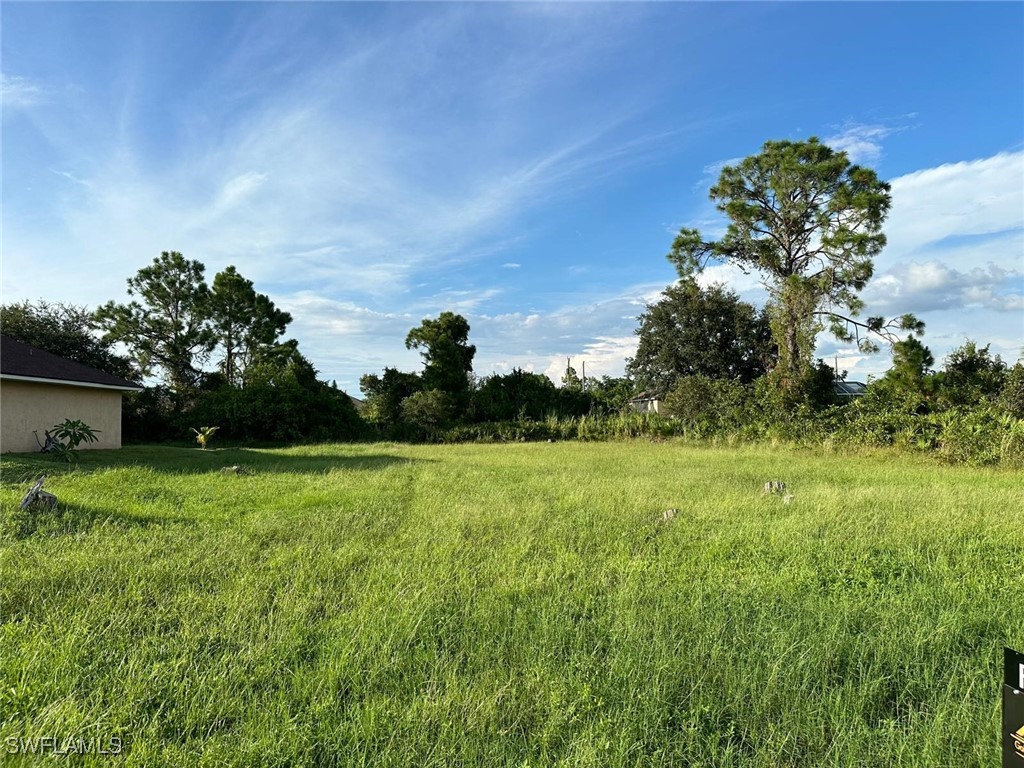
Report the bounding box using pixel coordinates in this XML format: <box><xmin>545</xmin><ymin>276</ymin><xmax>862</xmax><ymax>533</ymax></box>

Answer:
<box><xmin>2</xmin><ymin>442</ymin><xmax>1019</xmax><ymax>766</ymax></box>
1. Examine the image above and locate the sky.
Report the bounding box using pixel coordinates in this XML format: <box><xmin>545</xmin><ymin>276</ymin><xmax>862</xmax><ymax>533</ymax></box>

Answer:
<box><xmin>2</xmin><ymin>1</ymin><xmax>1022</xmax><ymax>394</ymax></box>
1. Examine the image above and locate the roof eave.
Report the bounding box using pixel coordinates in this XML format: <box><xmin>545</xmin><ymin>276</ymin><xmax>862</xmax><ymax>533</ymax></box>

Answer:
<box><xmin>0</xmin><ymin>373</ymin><xmax>144</xmax><ymax>392</ymax></box>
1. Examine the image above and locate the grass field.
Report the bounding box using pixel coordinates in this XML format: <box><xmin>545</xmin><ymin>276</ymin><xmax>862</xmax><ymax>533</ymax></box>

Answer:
<box><xmin>1</xmin><ymin>441</ymin><xmax>1021</xmax><ymax>766</ymax></box>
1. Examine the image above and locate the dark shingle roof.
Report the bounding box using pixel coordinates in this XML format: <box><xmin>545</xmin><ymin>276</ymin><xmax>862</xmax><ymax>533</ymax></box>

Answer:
<box><xmin>833</xmin><ymin>381</ymin><xmax>867</xmax><ymax>397</ymax></box>
<box><xmin>0</xmin><ymin>335</ymin><xmax>142</xmax><ymax>390</ymax></box>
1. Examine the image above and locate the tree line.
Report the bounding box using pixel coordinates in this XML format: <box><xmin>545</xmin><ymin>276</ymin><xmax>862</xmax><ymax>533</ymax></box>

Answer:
<box><xmin>359</xmin><ymin>311</ymin><xmax>635</xmax><ymax>440</ymax></box>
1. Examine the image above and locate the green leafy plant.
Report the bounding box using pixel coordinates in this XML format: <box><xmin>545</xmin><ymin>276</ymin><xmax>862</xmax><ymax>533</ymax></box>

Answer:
<box><xmin>50</xmin><ymin>418</ymin><xmax>101</xmax><ymax>463</ymax></box>
<box><xmin>191</xmin><ymin>426</ymin><xmax>220</xmax><ymax>450</ymax></box>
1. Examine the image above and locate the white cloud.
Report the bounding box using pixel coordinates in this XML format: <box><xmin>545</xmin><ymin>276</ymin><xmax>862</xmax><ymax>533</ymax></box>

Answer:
<box><xmin>501</xmin><ymin>262</ymin><xmax>521</xmax><ymax>269</ymax></box>
<box><xmin>822</xmin><ymin>122</ymin><xmax>902</xmax><ymax>165</ymax></box>
<box><xmin>216</xmin><ymin>172</ymin><xmax>268</xmax><ymax>211</ymax></box>
<box><xmin>695</xmin><ymin>262</ymin><xmax>767</xmax><ymax>303</ymax></box>
<box><xmin>882</xmin><ymin>152</ymin><xmax>1024</xmax><ymax>265</ymax></box>
<box><xmin>273</xmin><ymin>280</ymin><xmax>663</xmax><ymax>393</ymax></box>
<box><xmin>1</xmin><ymin>74</ymin><xmax>44</xmax><ymax>110</ymax></box>
<box><xmin>863</xmin><ymin>260</ymin><xmax>1022</xmax><ymax>313</ymax></box>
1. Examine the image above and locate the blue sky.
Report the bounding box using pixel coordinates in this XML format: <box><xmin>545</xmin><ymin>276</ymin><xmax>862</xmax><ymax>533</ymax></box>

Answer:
<box><xmin>3</xmin><ymin>2</ymin><xmax>1022</xmax><ymax>393</ymax></box>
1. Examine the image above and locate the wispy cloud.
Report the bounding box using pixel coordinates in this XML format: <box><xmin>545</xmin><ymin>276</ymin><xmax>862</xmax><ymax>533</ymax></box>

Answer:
<box><xmin>822</xmin><ymin>122</ymin><xmax>898</xmax><ymax>164</ymax></box>
<box><xmin>2</xmin><ymin>12</ymin><xmax>682</xmax><ymax>307</ymax></box>
<box><xmin>1</xmin><ymin>74</ymin><xmax>44</xmax><ymax>110</ymax></box>
<box><xmin>695</xmin><ymin>156</ymin><xmax>744</xmax><ymax>189</ymax></box>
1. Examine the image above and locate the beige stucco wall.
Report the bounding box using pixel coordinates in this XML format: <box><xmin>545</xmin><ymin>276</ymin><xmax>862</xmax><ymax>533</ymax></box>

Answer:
<box><xmin>0</xmin><ymin>379</ymin><xmax>124</xmax><ymax>453</ymax></box>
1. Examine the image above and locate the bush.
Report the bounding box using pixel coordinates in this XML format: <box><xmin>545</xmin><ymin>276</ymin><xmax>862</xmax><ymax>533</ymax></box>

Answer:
<box><xmin>935</xmin><ymin>408</ymin><xmax>1006</xmax><ymax>466</ymax></box>
<box><xmin>936</xmin><ymin>341</ymin><xmax>1007</xmax><ymax>409</ymax></box>
<box><xmin>186</xmin><ymin>377</ymin><xmax>367</xmax><ymax>444</ymax></box>
<box><xmin>49</xmin><ymin>418</ymin><xmax>101</xmax><ymax>463</ymax></box>
<box><xmin>999</xmin><ymin>363</ymin><xmax>1024</xmax><ymax>419</ymax></box>
<box><xmin>400</xmin><ymin>390</ymin><xmax>455</xmax><ymax>441</ymax></box>
<box><xmin>663</xmin><ymin>376</ymin><xmax>754</xmax><ymax>438</ymax></box>
<box><xmin>470</xmin><ymin>370</ymin><xmax>559</xmax><ymax>422</ymax></box>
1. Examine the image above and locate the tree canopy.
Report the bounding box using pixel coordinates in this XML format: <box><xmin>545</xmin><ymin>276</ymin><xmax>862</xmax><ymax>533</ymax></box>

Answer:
<box><xmin>405</xmin><ymin>312</ymin><xmax>476</xmax><ymax>398</ymax></box>
<box><xmin>95</xmin><ymin>251</ymin><xmax>216</xmax><ymax>392</ymax></box>
<box><xmin>627</xmin><ymin>280</ymin><xmax>773</xmax><ymax>394</ymax></box>
<box><xmin>209</xmin><ymin>265</ymin><xmax>293</xmax><ymax>386</ymax></box>
<box><xmin>95</xmin><ymin>254</ymin><xmax>298</xmax><ymax>393</ymax></box>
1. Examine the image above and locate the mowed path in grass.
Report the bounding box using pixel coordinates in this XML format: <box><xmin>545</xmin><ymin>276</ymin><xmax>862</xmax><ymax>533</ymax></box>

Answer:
<box><xmin>1</xmin><ymin>442</ymin><xmax>1021</xmax><ymax>767</ymax></box>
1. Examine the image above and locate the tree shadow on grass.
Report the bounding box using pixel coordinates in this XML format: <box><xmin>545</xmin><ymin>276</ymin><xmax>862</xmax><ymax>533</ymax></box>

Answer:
<box><xmin>0</xmin><ymin>446</ymin><xmax>426</xmax><ymax>480</ymax></box>
<box><xmin>1</xmin><ymin>500</ymin><xmax>194</xmax><ymax>542</ymax></box>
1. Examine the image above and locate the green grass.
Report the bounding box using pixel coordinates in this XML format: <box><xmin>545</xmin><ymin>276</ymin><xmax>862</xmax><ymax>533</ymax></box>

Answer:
<box><xmin>1</xmin><ymin>442</ymin><xmax>1021</xmax><ymax>766</ymax></box>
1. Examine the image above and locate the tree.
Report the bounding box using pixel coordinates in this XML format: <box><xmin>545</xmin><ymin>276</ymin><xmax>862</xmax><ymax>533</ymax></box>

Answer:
<box><xmin>472</xmin><ymin>369</ymin><xmax>559</xmax><ymax>421</ymax></box>
<box><xmin>94</xmin><ymin>251</ymin><xmax>216</xmax><ymax>392</ymax></box>
<box><xmin>0</xmin><ymin>300</ymin><xmax>135</xmax><ymax>381</ymax></box>
<box><xmin>937</xmin><ymin>340</ymin><xmax>1007</xmax><ymax>408</ymax></box>
<box><xmin>191</xmin><ymin>350</ymin><xmax>366</xmax><ymax>443</ymax></box>
<box><xmin>405</xmin><ymin>312</ymin><xmax>476</xmax><ymax>401</ymax></box>
<box><xmin>627</xmin><ymin>280</ymin><xmax>773</xmax><ymax>394</ymax></box>
<box><xmin>561</xmin><ymin>361</ymin><xmax>583</xmax><ymax>391</ymax></box>
<box><xmin>663</xmin><ymin>375</ymin><xmax>752</xmax><ymax>435</ymax></box>
<box><xmin>999</xmin><ymin>362</ymin><xmax>1024</xmax><ymax>419</ymax></box>
<box><xmin>587</xmin><ymin>376</ymin><xmax>637</xmax><ymax>414</ymax></box>
<box><xmin>879</xmin><ymin>336</ymin><xmax>935</xmax><ymax>402</ymax></box>
<box><xmin>668</xmin><ymin>138</ymin><xmax>922</xmax><ymax>397</ymax></box>
<box><xmin>208</xmin><ymin>266</ymin><xmax>292</xmax><ymax>386</ymax></box>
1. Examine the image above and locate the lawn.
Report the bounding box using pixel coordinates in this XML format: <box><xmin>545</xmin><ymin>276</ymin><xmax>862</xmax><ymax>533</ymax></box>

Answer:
<box><xmin>1</xmin><ymin>442</ymin><xmax>1021</xmax><ymax>766</ymax></box>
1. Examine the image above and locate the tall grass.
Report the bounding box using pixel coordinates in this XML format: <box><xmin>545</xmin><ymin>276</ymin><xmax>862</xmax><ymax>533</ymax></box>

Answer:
<box><xmin>1</xmin><ymin>442</ymin><xmax>1020</xmax><ymax>766</ymax></box>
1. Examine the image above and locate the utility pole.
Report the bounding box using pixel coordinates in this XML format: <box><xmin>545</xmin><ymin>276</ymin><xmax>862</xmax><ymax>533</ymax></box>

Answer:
<box><xmin>582</xmin><ymin>360</ymin><xmax>586</xmax><ymax>392</ymax></box>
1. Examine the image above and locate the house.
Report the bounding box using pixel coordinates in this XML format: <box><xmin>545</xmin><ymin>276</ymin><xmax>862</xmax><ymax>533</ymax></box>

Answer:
<box><xmin>0</xmin><ymin>335</ymin><xmax>142</xmax><ymax>453</ymax></box>
<box><xmin>628</xmin><ymin>391</ymin><xmax>664</xmax><ymax>415</ymax></box>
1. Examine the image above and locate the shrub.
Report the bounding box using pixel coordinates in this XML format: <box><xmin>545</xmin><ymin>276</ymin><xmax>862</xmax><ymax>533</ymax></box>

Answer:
<box><xmin>470</xmin><ymin>370</ymin><xmax>559</xmax><ymax>422</ymax></box>
<box><xmin>122</xmin><ymin>386</ymin><xmax>177</xmax><ymax>443</ymax></box>
<box><xmin>663</xmin><ymin>375</ymin><xmax>753</xmax><ymax>438</ymax></box>
<box><xmin>934</xmin><ymin>341</ymin><xmax>1007</xmax><ymax>409</ymax></box>
<box><xmin>49</xmin><ymin>418</ymin><xmax>101</xmax><ymax>463</ymax></box>
<box><xmin>191</xmin><ymin>426</ymin><xmax>219</xmax><ymax>450</ymax></box>
<box><xmin>400</xmin><ymin>390</ymin><xmax>455</xmax><ymax>441</ymax></box>
<box><xmin>999</xmin><ymin>363</ymin><xmax>1024</xmax><ymax>419</ymax></box>
<box><xmin>935</xmin><ymin>408</ymin><xmax>1005</xmax><ymax>466</ymax></box>
<box><xmin>187</xmin><ymin>377</ymin><xmax>367</xmax><ymax>444</ymax></box>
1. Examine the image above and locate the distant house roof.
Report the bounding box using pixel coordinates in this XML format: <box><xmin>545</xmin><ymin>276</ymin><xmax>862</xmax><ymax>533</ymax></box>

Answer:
<box><xmin>628</xmin><ymin>390</ymin><xmax>662</xmax><ymax>402</ymax></box>
<box><xmin>0</xmin><ymin>335</ymin><xmax>142</xmax><ymax>391</ymax></box>
<box><xmin>834</xmin><ymin>381</ymin><xmax>867</xmax><ymax>398</ymax></box>
<box><xmin>347</xmin><ymin>393</ymin><xmax>366</xmax><ymax>410</ymax></box>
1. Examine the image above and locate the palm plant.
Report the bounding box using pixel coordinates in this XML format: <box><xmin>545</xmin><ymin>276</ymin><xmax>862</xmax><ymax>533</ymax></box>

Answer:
<box><xmin>191</xmin><ymin>426</ymin><xmax>219</xmax><ymax>450</ymax></box>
